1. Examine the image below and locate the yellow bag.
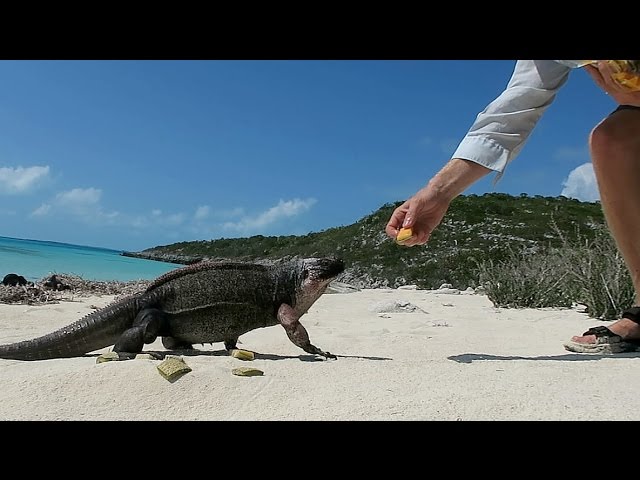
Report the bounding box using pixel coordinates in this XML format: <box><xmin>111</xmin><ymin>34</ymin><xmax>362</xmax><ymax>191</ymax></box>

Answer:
<box><xmin>555</xmin><ymin>60</ymin><xmax>640</xmax><ymax>92</ymax></box>
<box><xmin>607</xmin><ymin>60</ymin><xmax>640</xmax><ymax>91</ymax></box>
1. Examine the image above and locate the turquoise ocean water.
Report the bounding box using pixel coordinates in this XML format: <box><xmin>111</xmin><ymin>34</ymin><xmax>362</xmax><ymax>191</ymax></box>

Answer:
<box><xmin>0</xmin><ymin>236</ymin><xmax>184</xmax><ymax>283</ymax></box>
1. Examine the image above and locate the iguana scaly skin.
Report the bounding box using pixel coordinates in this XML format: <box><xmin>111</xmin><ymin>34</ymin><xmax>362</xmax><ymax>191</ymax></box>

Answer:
<box><xmin>0</xmin><ymin>256</ymin><xmax>345</xmax><ymax>361</ymax></box>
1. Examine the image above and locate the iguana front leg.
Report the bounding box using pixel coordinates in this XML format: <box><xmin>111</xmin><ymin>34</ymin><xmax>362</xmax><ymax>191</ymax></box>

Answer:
<box><xmin>113</xmin><ymin>308</ymin><xmax>168</xmax><ymax>360</ymax></box>
<box><xmin>277</xmin><ymin>304</ymin><xmax>336</xmax><ymax>359</ymax></box>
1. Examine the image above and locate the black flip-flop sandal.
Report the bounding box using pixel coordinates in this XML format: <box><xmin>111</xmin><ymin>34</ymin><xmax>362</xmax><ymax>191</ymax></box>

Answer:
<box><xmin>622</xmin><ymin>306</ymin><xmax>640</xmax><ymax>324</ymax></box>
<box><xmin>563</xmin><ymin>307</ymin><xmax>640</xmax><ymax>354</ymax></box>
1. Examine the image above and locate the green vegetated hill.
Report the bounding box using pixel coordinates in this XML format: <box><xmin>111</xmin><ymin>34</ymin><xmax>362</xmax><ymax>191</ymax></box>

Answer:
<box><xmin>125</xmin><ymin>193</ymin><xmax>605</xmax><ymax>290</ymax></box>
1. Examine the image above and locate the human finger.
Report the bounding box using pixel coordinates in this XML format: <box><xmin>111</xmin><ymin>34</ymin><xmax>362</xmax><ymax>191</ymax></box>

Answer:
<box><xmin>584</xmin><ymin>64</ymin><xmax>607</xmax><ymax>90</ymax></box>
<box><xmin>385</xmin><ymin>202</ymin><xmax>409</xmax><ymax>238</ymax></box>
<box><xmin>596</xmin><ymin>61</ymin><xmax>627</xmax><ymax>94</ymax></box>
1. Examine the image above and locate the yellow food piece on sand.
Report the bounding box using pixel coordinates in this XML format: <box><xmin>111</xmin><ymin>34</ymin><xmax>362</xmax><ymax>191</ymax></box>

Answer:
<box><xmin>232</xmin><ymin>367</ymin><xmax>264</xmax><ymax>377</ymax></box>
<box><xmin>231</xmin><ymin>349</ymin><xmax>255</xmax><ymax>361</ymax></box>
<box><xmin>157</xmin><ymin>356</ymin><xmax>192</xmax><ymax>381</ymax></box>
<box><xmin>96</xmin><ymin>351</ymin><xmax>120</xmax><ymax>363</ymax></box>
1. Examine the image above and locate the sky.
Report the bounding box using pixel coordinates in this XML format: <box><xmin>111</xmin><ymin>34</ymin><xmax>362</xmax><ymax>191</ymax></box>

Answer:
<box><xmin>0</xmin><ymin>60</ymin><xmax>616</xmax><ymax>252</ymax></box>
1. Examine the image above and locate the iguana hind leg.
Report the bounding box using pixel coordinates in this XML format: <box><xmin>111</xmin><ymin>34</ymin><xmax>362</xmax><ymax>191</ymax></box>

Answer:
<box><xmin>162</xmin><ymin>336</ymin><xmax>194</xmax><ymax>350</ymax></box>
<box><xmin>224</xmin><ymin>339</ymin><xmax>238</xmax><ymax>351</ymax></box>
<box><xmin>113</xmin><ymin>308</ymin><xmax>168</xmax><ymax>360</ymax></box>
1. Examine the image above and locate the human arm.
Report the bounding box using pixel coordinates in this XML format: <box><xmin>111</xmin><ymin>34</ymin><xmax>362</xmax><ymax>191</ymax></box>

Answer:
<box><xmin>386</xmin><ymin>60</ymin><xmax>571</xmax><ymax>246</ymax></box>
<box><xmin>385</xmin><ymin>158</ymin><xmax>491</xmax><ymax>246</ymax></box>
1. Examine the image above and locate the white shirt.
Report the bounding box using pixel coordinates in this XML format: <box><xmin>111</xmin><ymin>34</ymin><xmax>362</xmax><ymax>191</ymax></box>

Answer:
<box><xmin>452</xmin><ymin>60</ymin><xmax>572</xmax><ymax>179</ymax></box>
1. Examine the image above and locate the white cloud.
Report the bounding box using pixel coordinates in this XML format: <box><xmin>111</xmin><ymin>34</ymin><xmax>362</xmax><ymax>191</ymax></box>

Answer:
<box><xmin>560</xmin><ymin>162</ymin><xmax>600</xmax><ymax>202</ymax></box>
<box><xmin>223</xmin><ymin>198</ymin><xmax>317</xmax><ymax>233</ymax></box>
<box><xmin>554</xmin><ymin>146</ymin><xmax>589</xmax><ymax>161</ymax></box>
<box><xmin>130</xmin><ymin>211</ymin><xmax>185</xmax><ymax>229</ymax></box>
<box><xmin>165</xmin><ymin>213</ymin><xmax>185</xmax><ymax>226</ymax></box>
<box><xmin>30</xmin><ymin>187</ymin><xmax>117</xmax><ymax>223</ymax></box>
<box><xmin>215</xmin><ymin>206</ymin><xmax>245</xmax><ymax>218</ymax></box>
<box><xmin>31</xmin><ymin>204</ymin><xmax>52</xmax><ymax>217</ymax></box>
<box><xmin>52</xmin><ymin>187</ymin><xmax>102</xmax><ymax>217</ymax></box>
<box><xmin>146</xmin><ymin>209</ymin><xmax>185</xmax><ymax>226</ymax></box>
<box><xmin>55</xmin><ymin>187</ymin><xmax>101</xmax><ymax>206</ymax></box>
<box><xmin>130</xmin><ymin>216</ymin><xmax>149</xmax><ymax>228</ymax></box>
<box><xmin>103</xmin><ymin>211</ymin><xmax>120</xmax><ymax>220</ymax></box>
<box><xmin>0</xmin><ymin>166</ymin><xmax>50</xmax><ymax>194</ymax></box>
<box><xmin>29</xmin><ymin>186</ymin><xmax>314</xmax><ymax>242</ymax></box>
<box><xmin>194</xmin><ymin>205</ymin><xmax>210</xmax><ymax>220</ymax></box>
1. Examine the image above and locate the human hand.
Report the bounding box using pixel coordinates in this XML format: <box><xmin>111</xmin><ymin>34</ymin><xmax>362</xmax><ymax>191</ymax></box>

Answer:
<box><xmin>385</xmin><ymin>187</ymin><xmax>450</xmax><ymax>247</ymax></box>
<box><xmin>585</xmin><ymin>61</ymin><xmax>640</xmax><ymax>107</ymax></box>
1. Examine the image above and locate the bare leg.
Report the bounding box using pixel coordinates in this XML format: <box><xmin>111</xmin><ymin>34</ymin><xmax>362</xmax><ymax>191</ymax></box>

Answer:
<box><xmin>571</xmin><ymin>107</ymin><xmax>640</xmax><ymax>345</ymax></box>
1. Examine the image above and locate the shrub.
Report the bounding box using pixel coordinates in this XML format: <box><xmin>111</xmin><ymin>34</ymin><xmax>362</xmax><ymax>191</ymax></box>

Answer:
<box><xmin>477</xmin><ymin>221</ymin><xmax>634</xmax><ymax>320</ymax></box>
<box><xmin>476</xmin><ymin>247</ymin><xmax>574</xmax><ymax>309</ymax></box>
<box><xmin>555</xmin><ymin>222</ymin><xmax>634</xmax><ymax>320</ymax></box>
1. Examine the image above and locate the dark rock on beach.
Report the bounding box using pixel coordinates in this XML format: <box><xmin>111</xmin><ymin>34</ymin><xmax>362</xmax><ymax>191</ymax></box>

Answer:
<box><xmin>2</xmin><ymin>274</ymin><xmax>28</xmax><ymax>287</ymax></box>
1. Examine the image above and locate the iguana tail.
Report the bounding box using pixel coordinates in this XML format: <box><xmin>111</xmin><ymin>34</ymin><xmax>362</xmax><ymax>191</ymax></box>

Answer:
<box><xmin>0</xmin><ymin>293</ymin><xmax>146</xmax><ymax>361</ymax></box>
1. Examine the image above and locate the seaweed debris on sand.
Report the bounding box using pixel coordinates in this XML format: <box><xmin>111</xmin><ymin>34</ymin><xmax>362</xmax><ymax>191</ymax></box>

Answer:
<box><xmin>0</xmin><ymin>274</ymin><xmax>150</xmax><ymax>305</ymax></box>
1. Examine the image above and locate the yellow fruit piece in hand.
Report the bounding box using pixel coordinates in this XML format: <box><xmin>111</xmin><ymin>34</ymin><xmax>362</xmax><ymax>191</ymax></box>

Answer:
<box><xmin>396</xmin><ymin>227</ymin><xmax>414</xmax><ymax>244</ymax></box>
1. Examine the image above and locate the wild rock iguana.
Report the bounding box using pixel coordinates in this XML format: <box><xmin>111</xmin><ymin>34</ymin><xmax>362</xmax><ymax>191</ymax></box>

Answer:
<box><xmin>0</xmin><ymin>256</ymin><xmax>345</xmax><ymax>361</ymax></box>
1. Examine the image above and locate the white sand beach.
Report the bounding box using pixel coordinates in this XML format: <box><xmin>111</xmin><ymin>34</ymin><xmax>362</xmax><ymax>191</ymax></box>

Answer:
<box><xmin>1</xmin><ymin>287</ymin><xmax>639</xmax><ymax>421</ymax></box>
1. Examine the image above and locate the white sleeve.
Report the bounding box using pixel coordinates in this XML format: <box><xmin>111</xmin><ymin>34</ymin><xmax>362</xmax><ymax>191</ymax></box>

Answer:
<box><xmin>452</xmin><ymin>60</ymin><xmax>571</xmax><ymax>178</ymax></box>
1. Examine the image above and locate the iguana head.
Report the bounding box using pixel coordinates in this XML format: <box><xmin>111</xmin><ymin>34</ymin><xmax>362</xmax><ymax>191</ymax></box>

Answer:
<box><xmin>303</xmin><ymin>256</ymin><xmax>345</xmax><ymax>283</ymax></box>
<box><xmin>292</xmin><ymin>256</ymin><xmax>345</xmax><ymax>314</ymax></box>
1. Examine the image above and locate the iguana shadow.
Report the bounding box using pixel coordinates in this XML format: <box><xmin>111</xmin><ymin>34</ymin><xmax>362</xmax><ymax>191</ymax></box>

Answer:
<box><xmin>255</xmin><ymin>353</ymin><xmax>391</xmax><ymax>362</ymax></box>
<box><xmin>85</xmin><ymin>349</ymin><xmax>391</xmax><ymax>362</ymax></box>
<box><xmin>448</xmin><ymin>352</ymin><xmax>640</xmax><ymax>364</ymax></box>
